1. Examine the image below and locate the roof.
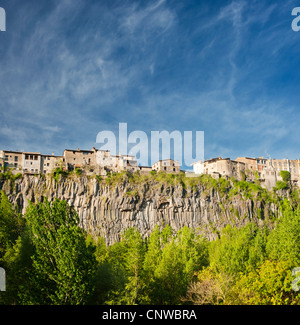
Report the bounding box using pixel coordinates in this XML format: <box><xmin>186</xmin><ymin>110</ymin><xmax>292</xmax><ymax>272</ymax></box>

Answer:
<box><xmin>64</xmin><ymin>149</ymin><xmax>94</xmax><ymax>153</ymax></box>
<box><xmin>153</xmin><ymin>158</ymin><xmax>178</xmax><ymax>163</ymax></box>
<box><xmin>205</xmin><ymin>157</ymin><xmax>230</xmax><ymax>163</ymax></box>
<box><xmin>1</xmin><ymin>150</ymin><xmax>24</xmax><ymax>154</ymax></box>
<box><xmin>235</xmin><ymin>157</ymin><xmax>256</xmax><ymax>161</ymax></box>
<box><xmin>191</xmin><ymin>160</ymin><xmax>203</xmax><ymax>165</ymax></box>
<box><xmin>41</xmin><ymin>155</ymin><xmax>63</xmax><ymax>158</ymax></box>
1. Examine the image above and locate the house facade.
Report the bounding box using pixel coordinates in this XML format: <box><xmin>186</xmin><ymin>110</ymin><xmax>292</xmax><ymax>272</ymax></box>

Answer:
<box><xmin>192</xmin><ymin>157</ymin><xmax>246</xmax><ymax>180</ymax></box>
<box><xmin>41</xmin><ymin>155</ymin><xmax>64</xmax><ymax>174</ymax></box>
<box><xmin>152</xmin><ymin>159</ymin><xmax>180</xmax><ymax>173</ymax></box>
<box><xmin>22</xmin><ymin>152</ymin><xmax>42</xmax><ymax>174</ymax></box>
<box><xmin>0</xmin><ymin>150</ymin><xmax>23</xmax><ymax>171</ymax></box>
<box><xmin>63</xmin><ymin>148</ymin><xmax>97</xmax><ymax>170</ymax></box>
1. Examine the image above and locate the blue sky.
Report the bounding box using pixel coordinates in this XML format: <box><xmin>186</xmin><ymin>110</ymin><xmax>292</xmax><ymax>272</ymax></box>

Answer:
<box><xmin>1</xmin><ymin>0</ymin><xmax>300</xmax><ymax>169</ymax></box>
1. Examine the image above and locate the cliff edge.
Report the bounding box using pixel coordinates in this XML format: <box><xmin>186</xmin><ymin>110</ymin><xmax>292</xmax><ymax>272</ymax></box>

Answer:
<box><xmin>0</xmin><ymin>173</ymin><xmax>285</xmax><ymax>245</ymax></box>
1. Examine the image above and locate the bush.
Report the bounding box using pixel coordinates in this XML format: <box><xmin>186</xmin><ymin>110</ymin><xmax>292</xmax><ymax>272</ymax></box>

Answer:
<box><xmin>280</xmin><ymin>171</ymin><xmax>291</xmax><ymax>183</ymax></box>
<box><xmin>275</xmin><ymin>181</ymin><xmax>289</xmax><ymax>191</ymax></box>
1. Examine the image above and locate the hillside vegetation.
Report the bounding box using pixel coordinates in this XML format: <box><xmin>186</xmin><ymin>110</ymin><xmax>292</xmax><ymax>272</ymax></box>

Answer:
<box><xmin>1</xmin><ymin>171</ymin><xmax>300</xmax><ymax>305</ymax></box>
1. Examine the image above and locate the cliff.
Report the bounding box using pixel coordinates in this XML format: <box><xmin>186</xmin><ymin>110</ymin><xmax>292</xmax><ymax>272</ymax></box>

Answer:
<box><xmin>0</xmin><ymin>173</ymin><xmax>284</xmax><ymax>245</ymax></box>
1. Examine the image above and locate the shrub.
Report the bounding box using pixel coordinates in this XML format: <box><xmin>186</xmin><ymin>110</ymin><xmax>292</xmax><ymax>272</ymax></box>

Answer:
<box><xmin>280</xmin><ymin>171</ymin><xmax>291</xmax><ymax>183</ymax></box>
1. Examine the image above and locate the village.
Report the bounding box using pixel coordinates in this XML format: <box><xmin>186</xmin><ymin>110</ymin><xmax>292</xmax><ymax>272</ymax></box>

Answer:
<box><xmin>1</xmin><ymin>147</ymin><xmax>299</xmax><ymax>190</ymax></box>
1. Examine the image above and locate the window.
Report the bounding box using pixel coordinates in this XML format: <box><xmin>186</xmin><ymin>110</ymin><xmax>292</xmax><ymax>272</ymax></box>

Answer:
<box><xmin>4</xmin><ymin>155</ymin><xmax>8</xmax><ymax>161</ymax></box>
<box><xmin>25</xmin><ymin>154</ymin><xmax>29</xmax><ymax>160</ymax></box>
<box><xmin>164</xmin><ymin>167</ymin><xmax>167</xmax><ymax>170</ymax></box>
<box><xmin>173</xmin><ymin>168</ymin><xmax>175</xmax><ymax>171</ymax></box>
<box><xmin>14</xmin><ymin>156</ymin><xmax>18</xmax><ymax>162</ymax></box>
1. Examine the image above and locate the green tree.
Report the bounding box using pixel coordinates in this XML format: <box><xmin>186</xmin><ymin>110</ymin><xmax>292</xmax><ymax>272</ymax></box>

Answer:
<box><xmin>234</xmin><ymin>260</ymin><xmax>299</xmax><ymax>305</ymax></box>
<box><xmin>0</xmin><ymin>191</ymin><xmax>25</xmax><ymax>261</ymax></box>
<box><xmin>103</xmin><ymin>228</ymin><xmax>145</xmax><ymax>305</ymax></box>
<box><xmin>209</xmin><ymin>223</ymin><xmax>264</xmax><ymax>275</ymax></box>
<box><xmin>280</xmin><ymin>171</ymin><xmax>291</xmax><ymax>183</ymax></box>
<box><xmin>23</xmin><ymin>198</ymin><xmax>97</xmax><ymax>305</ymax></box>
<box><xmin>266</xmin><ymin>206</ymin><xmax>300</xmax><ymax>268</ymax></box>
<box><xmin>145</xmin><ymin>226</ymin><xmax>208</xmax><ymax>304</ymax></box>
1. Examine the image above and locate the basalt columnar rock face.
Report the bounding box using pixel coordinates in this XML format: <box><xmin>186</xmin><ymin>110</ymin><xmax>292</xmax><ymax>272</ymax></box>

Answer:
<box><xmin>0</xmin><ymin>175</ymin><xmax>281</xmax><ymax>245</ymax></box>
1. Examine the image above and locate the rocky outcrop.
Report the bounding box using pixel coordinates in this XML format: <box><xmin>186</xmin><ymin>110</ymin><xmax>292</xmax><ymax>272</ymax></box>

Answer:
<box><xmin>0</xmin><ymin>175</ymin><xmax>281</xmax><ymax>245</ymax></box>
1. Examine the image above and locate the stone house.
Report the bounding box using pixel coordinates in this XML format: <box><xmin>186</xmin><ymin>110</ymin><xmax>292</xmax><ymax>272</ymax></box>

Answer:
<box><xmin>0</xmin><ymin>157</ymin><xmax>4</xmax><ymax>172</ymax></box>
<box><xmin>139</xmin><ymin>166</ymin><xmax>152</xmax><ymax>174</ymax></box>
<box><xmin>0</xmin><ymin>150</ymin><xmax>23</xmax><ymax>171</ymax></box>
<box><xmin>152</xmin><ymin>159</ymin><xmax>180</xmax><ymax>173</ymax></box>
<box><xmin>96</xmin><ymin>150</ymin><xmax>115</xmax><ymax>169</ymax></box>
<box><xmin>22</xmin><ymin>152</ymin><xmax>42</xmax><ymax>174</ymax></box>
<box><xmin>266</xmin><ymin>159</ymin><xmax>300</xmax><ymax>183</ymax></box>
<box><xmin>41</xmin><ymin>154</ymin><xmax>64</xmax><ymax>174</ymax></box>
<box><xmin>191</xmin><ymin>160</ymin><xmax>204</xmax><ymax>175</ymax></box>
<box><xmin>117</xmin><ymin>154</ymin><xmax>139</xmax><ymax>172</ymax></box>
<box><xmin>193</xmin><ymin>157</ymin><xmax>246</xmax><ymax>180</ymax></box>
<box><xmin>63</xmin><ymin>148</ymin><xmax>97</xmax><ymax>170</ymax></box>
<box><xmin>96</xmin><ymin>150</ymin><xmax>139</xmax><ymax>173</ymax></box>
<box><xmin>256</xmin><ymin>157</ymin><xmax>267</xmax><ymax>172</ymax></box>
<box><xmin>235</xmin><ymin>157</ymin><xmax>258</xmax><ymax>173</ymax></box>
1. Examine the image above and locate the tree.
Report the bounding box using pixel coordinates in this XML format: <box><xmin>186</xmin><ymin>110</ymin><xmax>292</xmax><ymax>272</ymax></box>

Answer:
<box><xmin>209</xmin><ymin>223</ymin><xmax>262</xmax><ymax>275</ymax></box>
<box><xmin>0</xmin><ymin>191</ymin><xmax>25</xmax><ymax>261</ymax></box>
<box><xmin>234</xmin><ymin>260</ymin><xmax>299</xmax><ymax>305</ymax></box>
<box><xmin>145</xmin><ymin>226</ymin><xmax>208</xmax><ymax>305</ymax></box>
<box><xmin>23</xmin><ymin>198</ymin><xmax>97</xmax><ymax>305</ymax></box>
<box><xmin>280</xmin><ymin>171</ymin><xmax>291</xmax><ymax>183</ymax></box>
<box><xmin>0</xmin><ymin>191</ymin><xmax>29</xmax><ymax>305</ymax></box>
<box><xmin>102</xmin><ymin>228</ymin><xmax>146</xmax><ymax>305</ymax></box>
<box><xmin>266</xmin><ymin>206</ymin><xmax>300</xmax><ymax>268</ymax></box>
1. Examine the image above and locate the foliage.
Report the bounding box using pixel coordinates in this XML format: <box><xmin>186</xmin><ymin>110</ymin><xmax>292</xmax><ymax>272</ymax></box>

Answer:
<box><xmin>234</xmin><ymin>260</ymin><xmax>298</xmax><ymax>305</ymax></box>
<box><xmin>51</xmin><ymin>167</ymin><xmax>70</xmax><ymax>182</ymax></box>
<box><xmin>75</xmin><ymin>168</ymin><xmax>83</xmax><ymax>176</ymax></box>
<box><xmin>275</xmin><ymin>181</ymin><xmax>289</xmax><ymax>191</ymax></box>
<box><xmin>23</xmin><ymin>198</ymin><xmax>97</xmax><ymax>304</ymax></box>
<box><xmin>0</xmin><ymin>191</ymin><xmax>24</xmax><ymax>261</ymax></box>
<box><xmin>280</xmin><ymin>171</ymin><xmax>291</xmax><ymax>183</ymax></box>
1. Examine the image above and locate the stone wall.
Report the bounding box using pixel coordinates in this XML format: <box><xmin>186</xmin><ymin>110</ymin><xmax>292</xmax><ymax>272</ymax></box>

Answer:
<box><xmin>0</xmin><ymin>175</ymin><xmax>282</xmax><ymax>245</ymax></box>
